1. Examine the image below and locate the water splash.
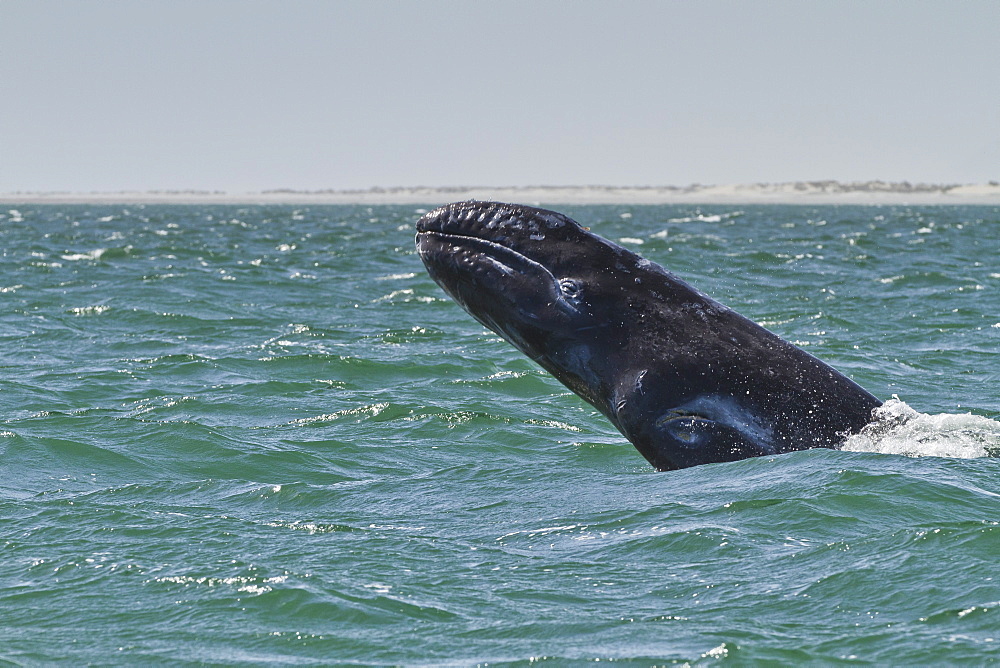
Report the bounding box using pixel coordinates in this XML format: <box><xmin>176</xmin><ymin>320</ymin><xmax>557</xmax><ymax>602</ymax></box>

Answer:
<box><xmin>842</xmin><ymin>398</ymin><xmax>1000</xmax><ymax>459</ymax></box>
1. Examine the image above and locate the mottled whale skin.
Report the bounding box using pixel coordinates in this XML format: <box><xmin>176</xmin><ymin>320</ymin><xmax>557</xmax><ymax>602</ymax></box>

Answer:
<box><xmin>415</xmin><ymin>201</ymin><xmax>881</xmax><ymax>471</ymax></box>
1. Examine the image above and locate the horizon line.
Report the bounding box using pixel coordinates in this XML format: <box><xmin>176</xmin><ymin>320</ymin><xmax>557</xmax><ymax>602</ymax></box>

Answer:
<box><xmin>5</xmin><ymin>179</ymin><xmax>1000</xmax><ymax>197</ymax></box>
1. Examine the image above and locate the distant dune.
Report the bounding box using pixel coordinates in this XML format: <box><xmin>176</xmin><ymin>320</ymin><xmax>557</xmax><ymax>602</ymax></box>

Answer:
<box><xmin>3</xmin><ymin>181</ymin><xmax>1000</xmax><ymax>205</ymax></box>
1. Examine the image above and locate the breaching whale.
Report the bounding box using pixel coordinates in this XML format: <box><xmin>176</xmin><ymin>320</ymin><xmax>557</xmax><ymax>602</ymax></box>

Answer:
<box><xmin>415</xmin><ymin>201</ymin><xmax>881</xmax><ymax>471</ymax></box>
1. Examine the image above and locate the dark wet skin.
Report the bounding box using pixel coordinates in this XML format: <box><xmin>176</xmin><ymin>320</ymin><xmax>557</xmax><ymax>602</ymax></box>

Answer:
<box><xmin>416</xmin><ymin>201</ymin><xmax>881</xmax><ymax>471</ymax></box>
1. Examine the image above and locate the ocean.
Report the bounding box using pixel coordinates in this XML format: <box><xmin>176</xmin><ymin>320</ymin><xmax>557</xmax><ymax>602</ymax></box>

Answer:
<box><xmin>1</xmin><ymin>203</ymin><xmax>998</xmax><ymax>664</ymax></box>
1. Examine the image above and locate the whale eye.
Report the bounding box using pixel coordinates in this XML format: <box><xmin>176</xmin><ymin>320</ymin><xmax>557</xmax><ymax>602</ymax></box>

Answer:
<box><xmin>559</xmin><ymin>278</ymin><xmax>582</xmax><ymax>300</ymax></box>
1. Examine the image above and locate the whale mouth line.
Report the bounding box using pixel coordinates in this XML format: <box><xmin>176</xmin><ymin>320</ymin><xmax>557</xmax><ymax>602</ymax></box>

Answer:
<box><xmin>417</xmin><ymin>230</ymin><xmax>554</xmax><ymax>281</ymax></box>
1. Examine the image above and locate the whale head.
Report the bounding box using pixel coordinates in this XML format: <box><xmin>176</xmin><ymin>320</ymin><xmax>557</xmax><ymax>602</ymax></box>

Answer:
<box><xmin>416</xmin><ymin>201</ymin><xmax>659</xmax><ymax>411</ymax></box>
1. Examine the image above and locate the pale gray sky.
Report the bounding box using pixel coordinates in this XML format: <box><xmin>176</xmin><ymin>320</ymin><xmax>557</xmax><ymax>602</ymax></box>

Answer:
<box><xmin>2</xmin><ymin>0</ymin><xmax>998</xmax><ymax>192</ymax></box>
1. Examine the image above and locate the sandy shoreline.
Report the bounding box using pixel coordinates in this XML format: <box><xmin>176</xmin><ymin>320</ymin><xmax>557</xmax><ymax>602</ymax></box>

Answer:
<box><xmin>3</xmin><ymin>182</ymin><xmax>1000</xmax><ymax>206</ymax></box>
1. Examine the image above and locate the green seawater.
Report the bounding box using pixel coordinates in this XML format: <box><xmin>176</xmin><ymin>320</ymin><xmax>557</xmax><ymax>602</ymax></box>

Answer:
<box><xmin>1</xmin><ymin>203</ymin><xmax>998</xmax><ymax>664</ymax></box>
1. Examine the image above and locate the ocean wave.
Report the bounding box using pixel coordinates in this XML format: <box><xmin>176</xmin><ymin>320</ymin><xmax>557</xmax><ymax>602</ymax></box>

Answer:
<box><xmin>842</xmin><ymin>398</ymin><xmax>1000</xmax><ymax>459</ymax></box>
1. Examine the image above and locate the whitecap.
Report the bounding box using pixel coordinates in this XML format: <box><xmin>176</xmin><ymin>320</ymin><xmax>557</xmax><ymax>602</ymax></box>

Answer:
<box><xmin>69</xmin><ymin>305</ymin><xmax>111</xmax><ymax>316</ymax></box>
<box><xmin>841</xmin><ymin>397</ymin><xmax>1000</xmax><ymax>459</ymax></box>
<box><xmin>666</xmin><ymin>211</ymin><xmax>744</xmax><ymax>224</ymax></box>
<box><xmin>61</xmin><ymin>248</ymin><xmax>107</xmax><ymax>261</ymax></box>
<box><xmin>375</xmin><ymin>272</ymin><xmax>418</xmax><ymax>281</ymax></box>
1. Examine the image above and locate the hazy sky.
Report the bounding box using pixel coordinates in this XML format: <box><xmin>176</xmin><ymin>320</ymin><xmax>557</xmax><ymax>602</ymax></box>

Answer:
<box><xmin>3</xmin><ymin>1</ymin><xmax>998</xmax><ymax>192</ymax></box>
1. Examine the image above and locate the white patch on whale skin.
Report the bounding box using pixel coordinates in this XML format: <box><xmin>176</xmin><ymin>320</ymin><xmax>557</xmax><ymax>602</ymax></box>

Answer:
<box><xmin>634</xmin><ymin>369</ymin><xmax>647</xmax><ymax>392</ymax></box>
<box><xmin>539</xmin><ymin>212</ymin><xmax>566</xmax><ymax>229</ymax></box>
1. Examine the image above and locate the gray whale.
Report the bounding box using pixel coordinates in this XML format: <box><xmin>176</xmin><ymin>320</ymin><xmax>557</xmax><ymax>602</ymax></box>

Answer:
<box><xmin>416</xmin><ymin>201</ymin><xmax>881</xmax><ymax>471</ymax></box>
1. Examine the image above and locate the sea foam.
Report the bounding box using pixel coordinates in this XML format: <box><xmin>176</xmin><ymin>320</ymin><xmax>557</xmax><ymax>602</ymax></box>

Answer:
<box><xmin>841</xmin><ymin>397</ymin><xmax>1000</xmax><ymax>459</ymax></box>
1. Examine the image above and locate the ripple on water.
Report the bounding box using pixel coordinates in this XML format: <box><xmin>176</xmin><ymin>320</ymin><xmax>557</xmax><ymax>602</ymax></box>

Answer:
<box><xmin>1</xmin><ymin>204</ymin><xmax>999</xmax><ymax>663</ymax></box>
